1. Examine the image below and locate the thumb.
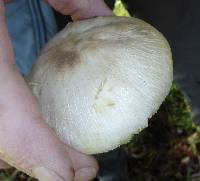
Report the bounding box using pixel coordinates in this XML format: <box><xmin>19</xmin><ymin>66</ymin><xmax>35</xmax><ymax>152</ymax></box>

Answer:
<box><xmin>17</xmin><ymin>125</ymin><xmax>76</xmax><ymax>181</ymax></box>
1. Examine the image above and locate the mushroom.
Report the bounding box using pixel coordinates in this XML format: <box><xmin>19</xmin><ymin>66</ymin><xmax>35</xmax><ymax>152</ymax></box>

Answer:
<box><xmin>28</xmin><ymin>16</ymin><xmax>173</xmax><ymax>154</ymax></box>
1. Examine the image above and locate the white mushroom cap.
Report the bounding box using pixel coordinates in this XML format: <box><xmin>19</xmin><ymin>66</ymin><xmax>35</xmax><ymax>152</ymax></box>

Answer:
<box><xmin>28</xmin><ymin>16</ymin><xmax>173</xmax><ymax>154</ymax></box>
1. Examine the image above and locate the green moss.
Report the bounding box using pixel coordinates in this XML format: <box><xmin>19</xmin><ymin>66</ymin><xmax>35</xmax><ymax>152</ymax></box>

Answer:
<box><xmin>165</xmin><ymin>83</ymin><xmax>195</xmax><ymax>133</ymax></box>
<box><xmin>113</xmin><ymin>0</ymin><xmax>131</xmax><ymax>17</ymax></box>
<box><xmin>127</xmin><ymin>83</ymin><xmax>200</xmax><ymax>180</ymax></box>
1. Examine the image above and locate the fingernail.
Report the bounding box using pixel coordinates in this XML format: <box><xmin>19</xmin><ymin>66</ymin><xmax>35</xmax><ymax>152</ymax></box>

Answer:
<box><xmin>74</xmin><ymin>167</ymin><xmax>97</xmax><ymax>181</ymax></box>
<box><xmin>32</xmin><ymin>167</ymin><xmax>64</xmax><ymax>181</ymax></box>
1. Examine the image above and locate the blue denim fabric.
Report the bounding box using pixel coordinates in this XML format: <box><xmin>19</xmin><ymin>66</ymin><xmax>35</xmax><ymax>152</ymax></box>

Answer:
<box><xmin>5</xmin><ymin>0</ymin><xmax>57</xmax><ymax>75</ymax></box>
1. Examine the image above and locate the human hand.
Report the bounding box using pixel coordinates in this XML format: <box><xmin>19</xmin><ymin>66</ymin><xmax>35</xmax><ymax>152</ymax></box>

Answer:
<box><xmin>45</xmin><ymin>0</ymin><xmax>113</xmax><ymax>20</ymax></box>
<box><xmin>0</xmin><ymin>1</ymin><xmax>98</xmax><ymax>181</ymax></box>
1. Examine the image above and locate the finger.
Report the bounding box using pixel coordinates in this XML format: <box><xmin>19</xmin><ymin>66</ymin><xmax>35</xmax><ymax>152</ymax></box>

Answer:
<box><xmin>66</xmin><ymin>147</ymin><xmax>98</xmax><ymax>181</ymax></box>
<box><xmin>44</xmin><ymin>0</ymin><xmax>113</xmax><ymax>20</ymax></box>
<box><xmin>44</xmin><ymin>0</ymin><xmax>77</xmax><ymax>16</ymax></box>
<box><xmin>72</xmin><ymin>0</ymin><xmax>113</xmax><ymax>20</ymax></box>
